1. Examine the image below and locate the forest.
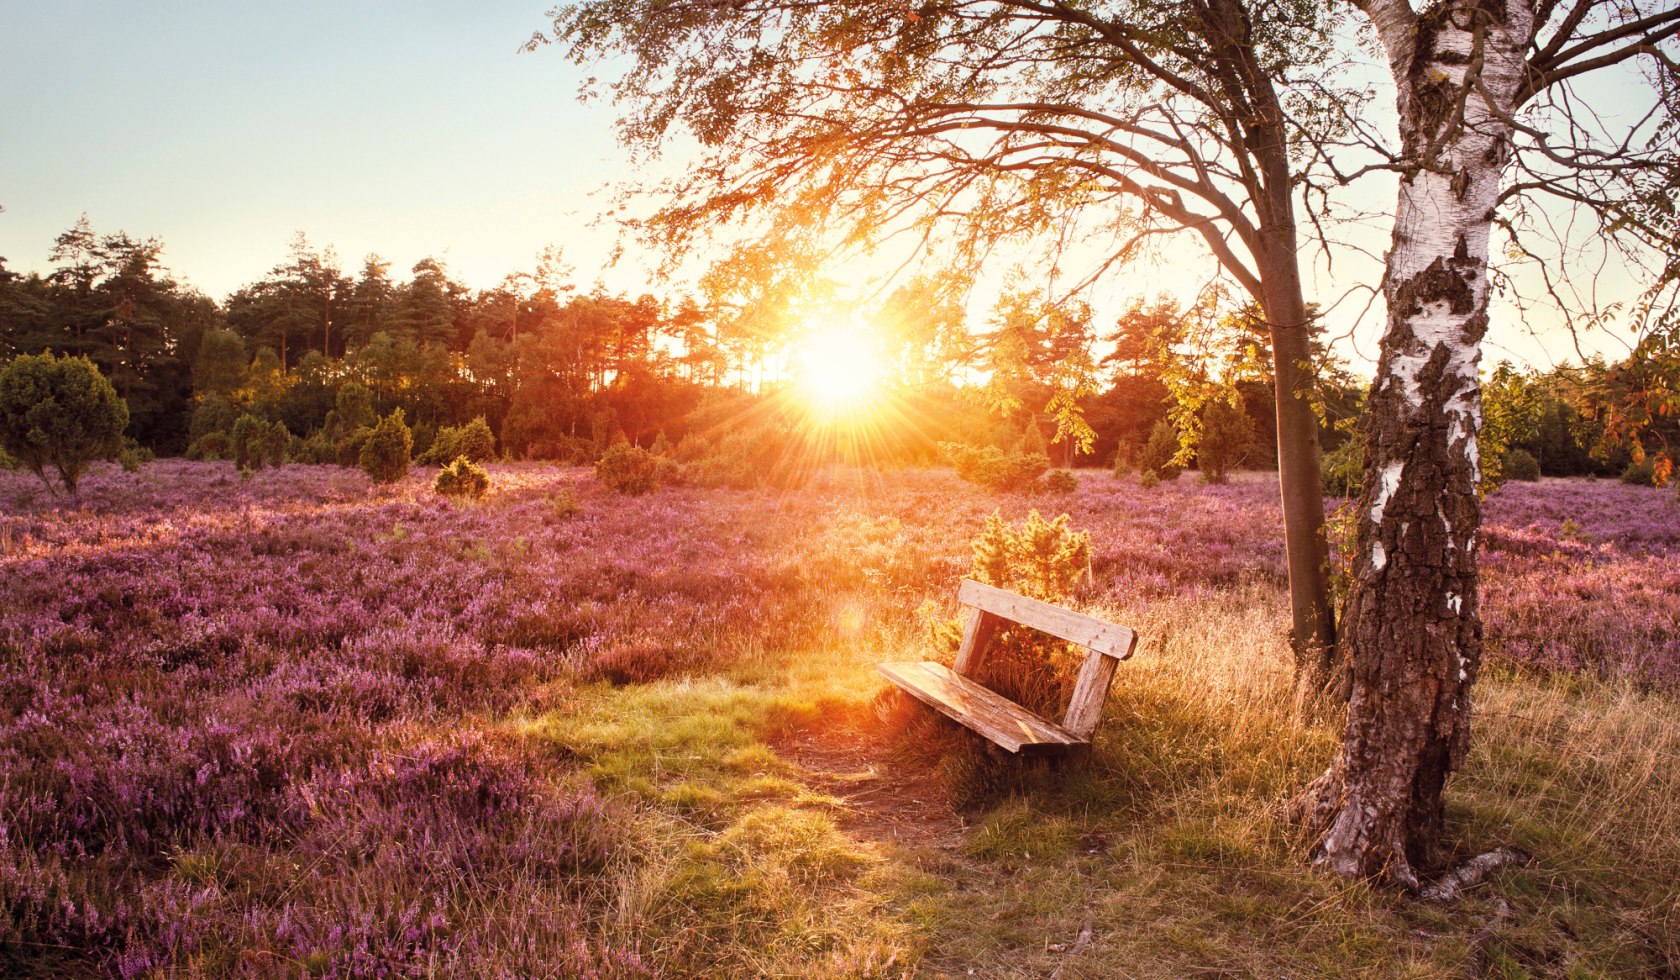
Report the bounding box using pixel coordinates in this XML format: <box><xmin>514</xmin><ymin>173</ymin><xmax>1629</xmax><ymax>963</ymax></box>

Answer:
<box><xmin>2</xmin><ymin>218</ymin><xmax>1673</xmax><ymax>490</ymax></box>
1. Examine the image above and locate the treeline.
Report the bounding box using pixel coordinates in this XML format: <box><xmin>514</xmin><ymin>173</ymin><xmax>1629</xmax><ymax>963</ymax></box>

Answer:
<box><xmin>0</xmin><ymin>218</ymin><xmax>1671</xmax><ymax>484</ymax></box>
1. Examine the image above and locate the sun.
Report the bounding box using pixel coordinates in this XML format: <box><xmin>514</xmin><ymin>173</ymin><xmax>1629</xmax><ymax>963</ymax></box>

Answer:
<box><xmin>794</xmin><ymin>322</ymin><xmax>885</xmax><ymax>412</ymax></box>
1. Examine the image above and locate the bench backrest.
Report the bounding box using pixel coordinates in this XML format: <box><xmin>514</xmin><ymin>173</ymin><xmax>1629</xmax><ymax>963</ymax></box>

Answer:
<box><xmin>957</xmin><ymin>579</ymin><xmax>1137</xmax><ymax>660</ymax></box>
<box><xmin>951</xmin><ymin>578</ymin><xmax>1137</xmax><ymax>740</ymax></box>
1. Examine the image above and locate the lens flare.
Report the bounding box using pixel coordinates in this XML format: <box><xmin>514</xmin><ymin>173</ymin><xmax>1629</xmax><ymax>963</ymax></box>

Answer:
<box><xmin>795</xmin><ymin>322</ymin><xmax>883</xmax><ymax>412</ymax></box>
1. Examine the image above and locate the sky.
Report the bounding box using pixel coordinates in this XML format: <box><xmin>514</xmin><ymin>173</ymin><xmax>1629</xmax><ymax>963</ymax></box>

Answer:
<box><xmin>0</xmin><ymin>2</ymin><xmax>1656</xmax><ymax>375</ymax></box>
<box><xmin>0</xmin><ymin>1</ymin><xmax>633</xmax><ymax>298</ymax></box>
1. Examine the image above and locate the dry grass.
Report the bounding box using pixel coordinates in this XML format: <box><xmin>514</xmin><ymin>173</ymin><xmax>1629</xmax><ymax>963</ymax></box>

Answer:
<box><xmin>528</xmin><ymin>581</ymin><xmax>1680</xmax><ymax>977</ymax></box>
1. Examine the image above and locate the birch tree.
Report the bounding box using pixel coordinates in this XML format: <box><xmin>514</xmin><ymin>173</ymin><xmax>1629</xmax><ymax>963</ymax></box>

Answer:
<box><xmin>1291</xmin><ymin>0</ymin><xmax>1680</xmax><ymax>885</ymax></box>
<box><xmin>542</xmin><ymin>0</ymin><xmax>1680</xmax><ymax>886</ymax></box>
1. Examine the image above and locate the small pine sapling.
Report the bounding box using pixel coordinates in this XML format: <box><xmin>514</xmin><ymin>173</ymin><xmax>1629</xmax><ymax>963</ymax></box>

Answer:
<box><xmin>1136</xmin><ymin>421</ymin><xmax>1182</xmax><ymax>481</ymax></box>
<box><xmin>595</xmin><ymin>443</ymin><xmax>660</xmax><ymax>495</ymax></box>
<box><xmin>261</xmin><ymin>421</ymin><xmax>290</xmax><ymax>468</ymax></box>
<box><xmin>434</xmin><ymin>456</ymin><xmax>490</xmax><ymax>500</ymax></box>
<box><xmin>1195</xmin><ymin>397</ymin><xmax>1254</xmax><ymax>484</ymax></box>
<box><xmin>231</xmin><ymin>414</ymin><xmax>265</xmax><ymax>471</ymax></box>
<box><xmin>1041</xmin><ymin>469</ymin><xmax>1078</xmax><ymax>494</ymax></box>
<box><xmin>359</xmin><ymin>409</ymin><xmax>413</xmax><ymax>484</ymax></box>
<box><xmin>962</xmin><ymin>510</ymin><xmax>1092</xmax><ymax>715</ymax></box>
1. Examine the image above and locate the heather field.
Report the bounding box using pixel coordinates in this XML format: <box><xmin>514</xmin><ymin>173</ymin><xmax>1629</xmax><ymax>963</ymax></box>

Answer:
<box><xmin>3</xmin><ymin>461</ymin><xmax>1679</xmax><ymax>977</ymax></box>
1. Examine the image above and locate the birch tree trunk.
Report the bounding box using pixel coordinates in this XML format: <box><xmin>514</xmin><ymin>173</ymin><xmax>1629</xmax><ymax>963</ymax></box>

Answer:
<box><xmin>1292</xmin><ymin>0</ymin><xmax>1536</xmax><ymax>887</ymax></box>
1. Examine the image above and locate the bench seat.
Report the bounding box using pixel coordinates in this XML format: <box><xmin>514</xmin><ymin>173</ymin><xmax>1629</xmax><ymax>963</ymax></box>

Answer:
<box><xmin>877</xmin><ymin>660</ymin><xmax>1085</xmax><ymax>756</ymax></box>
<box><xmin>878</xmin><ymin>579</ymin><xmax>1138</xmax><ymax>756</ymax></box>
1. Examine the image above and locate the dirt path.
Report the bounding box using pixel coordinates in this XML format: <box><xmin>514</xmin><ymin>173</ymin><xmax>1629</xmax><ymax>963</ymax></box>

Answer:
<box><xmin>775</xmin><ymin>724</ymin><xmax>967</xmax><ymax>851</ymax></box>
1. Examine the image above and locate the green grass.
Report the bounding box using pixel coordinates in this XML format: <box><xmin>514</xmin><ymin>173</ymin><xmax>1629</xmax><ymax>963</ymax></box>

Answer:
<box><xmin>509</xmin><ymin>586</ymin><xmax>1680</xmax><ymax>977</ymax></box>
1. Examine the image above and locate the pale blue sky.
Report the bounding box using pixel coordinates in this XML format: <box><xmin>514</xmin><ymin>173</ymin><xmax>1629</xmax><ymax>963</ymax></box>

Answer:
<box><xmin>0</xmin><ymin>3</ymin><xmax>1654</xmax><ymax>372</ymax></box>
<box><xmin>0</xmin><ymin>1</ymin><xmax>633</xmax><ymax>297</ymax></box>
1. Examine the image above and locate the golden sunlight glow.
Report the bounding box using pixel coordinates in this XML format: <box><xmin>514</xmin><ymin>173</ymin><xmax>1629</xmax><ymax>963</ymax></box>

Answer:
<box><xmin>794</xmin><ymin>321</ymin><xmax>884</xmax><ymax>412</ymax></box>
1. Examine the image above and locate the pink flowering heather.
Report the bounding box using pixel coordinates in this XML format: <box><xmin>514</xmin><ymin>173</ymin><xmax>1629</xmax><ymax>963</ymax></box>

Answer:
<box><xmin>1</xmin><ymin>459</ymin><xmax>1674</xmax><ymax>972</ymax></box>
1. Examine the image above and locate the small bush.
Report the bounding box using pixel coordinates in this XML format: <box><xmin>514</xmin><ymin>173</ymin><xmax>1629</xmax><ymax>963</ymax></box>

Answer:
<box><xmin>333</xmin><ymin>382</ymin><xmax>377</xmax><ymax>433</ymax></box>
<box><xmin>939</xmin><ymin>443</ymin><xmax>1050</xmax><ymax>493</ymax></box>
<box><xmin>547</xmin><ymin>487</ymin><xmax>582</xmax><ymax>520</ymax></box>
<box><xmin>262</xmin><ymin>421</ymin><xmax>289</xmax><ymax>467</ymax></box>
<box><xmin>118</xmin><ymin>439</ymin><xmax>152</xmax><ymax>473</ymax></box>
<box><xmin>187</xmin><ymin>431</ymin><xmax>232</xmax><ymax>461</ymax></box>
<box><xmin>359</xmin><ymin>409</ymin><xmax>413</xmax><ymax>484</ymax></box>
<box><xmin>0</xmin><ymin>351</ymin><xmax>129</xmax><ymax>495</ymax></box>
<box><xmin>595</xmin><ymin>443</ymin><xmax>661</xmax><ymax>495</ymax></box>
<box><xmin>231</xmin><ymin>414</ymin><xmax>266</xmax><ymax>470</ymax></box>
<box><xmin>1139</xmin><ymin>469</ymin><xmax>1161</xmax><ymax>489</ymax></box>
<box><xmin>1041</xmin><ymin>469</ymin><xmax>1078</xmax><ymax>494</ymax></box>
<box><xmin>682</xmin><ymin>426</ymin><xmax>814</xmax><ymax>490</ymax></box>
<box><xmin>434</xmin><ymin>455</ymin><xmax>490</xmax><ymax>500</ymax></box>
<box><xmin>1196</xmin><ymin>397</ymin><xmax>1254</xmax><ymax>484</ymax></box>
<box><xmin>1136</xmin><ymin>421</ymin><xmax>1182</xmax><ymax>481</ymax></box>
<box><xmin>1110</xmin><ymin>439</ymin><xmax>1137</xmax><ymax>476</ymax></box>
<box><xmin>1503</xmin><ymin>448</ymin><xmax>1541</xmax><ymax>482</ymax></box>
<box><xmin>423</xmin><ymin>416</ymin><xmax>495</xmax><ymax>465</ymax></box>
<box><xmin>965</xmin><ymin>510</ymin><xmax>1091</xmax><ymax>716</ymax></box>
<box><xmin>1016</xmin><ymin>420</ymin><xmax>1050</xmax><ymax>457</ymax></box>
<box><xmin>337</xmin><ymin>428</ymin><xmax>373</xmax><ymax>468</ymax></box>
<box><xmin>289</xmin><ymin>430</ymin><xmax>335</xmax><ymax>464</ymax></box>
<box><xmin>1621</xmin><ymin>457</ymin><xmax>1656</xmax><ymax>486</ymax></box>
<box><xmin>188</xmin><ymin>395</ymin><xmax>241</xmax><ymax>443</ymax></box>
<box><xmin>1320</xmin><ymin>436</ymin><xmax>1364</xmax><ymax>497</ymax></box>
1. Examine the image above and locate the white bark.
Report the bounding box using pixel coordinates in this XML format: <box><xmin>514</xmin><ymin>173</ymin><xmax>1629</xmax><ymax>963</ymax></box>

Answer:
<box><xmin>1301</xmin><ymin>0</ymin><xmax>1542</xmax><ymax>885</ymax></box>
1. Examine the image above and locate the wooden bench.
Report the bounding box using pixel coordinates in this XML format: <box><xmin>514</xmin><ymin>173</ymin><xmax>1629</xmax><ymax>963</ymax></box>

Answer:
<box><xmin>878</xmin><ymin>579</ymin><xmax>1138</xmax><ymax>757</ymax></box>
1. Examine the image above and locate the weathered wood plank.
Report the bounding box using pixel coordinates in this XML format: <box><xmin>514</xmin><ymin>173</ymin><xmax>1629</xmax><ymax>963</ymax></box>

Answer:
<box><xmin>877</xmin><ymin>660</ymin><xmax>1084</xmax><ymax>755</ymax></box>
<box><xmin>1061</xmin><ymin>650</ymin><xmax>1121</xmax><ymax>740</ymax></box>
<box><xmin>952</xmin><ymin>608</ymin><xmax>1002</xmax><ymax>677</ymax></box>
<box><xmin>957</xmin><ymin>579</ymin><xmax>1137</xmax><ymax>661</ymax></box>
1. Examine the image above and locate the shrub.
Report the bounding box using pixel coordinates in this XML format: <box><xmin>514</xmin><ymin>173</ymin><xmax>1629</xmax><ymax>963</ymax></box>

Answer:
<box><xmin>231</xmin><ymin>414</ymin><xmax>266</xmax><ymax>470</ymax></box>
<box><xmin>964</xmin><ymin>510</ymin><xmax>1091</xmax><ymax>715</ymax></box>
<box><xmin>939</xmin><ymin>443</ymin><xmax>1050</xmax><ymax>493</ymax></box>
<box><xmin>291</xmin><ymin>431</ymin><xmax>337</xmax><ymax>464</ymax></box>
<box><xmin>1017</xmin><ymin>420</ymin><xmax>1050</xmax><ymax>457</ymax></box>
<box><xmin>1110</xmin><ymin>439</ymin><xmax>1137</xmax><ymax>476</ymax></box>
<box><xmin>1621</xmin><ymin>456</ymin><xmax>1656</xmax><ymax>486</ymax></box>
<box><xmin>595</xmin><ymin>443</ymin><xmax>661</xmax><ymax>495</ymax></box>
<box><xmin>1320</xmin><ymin>435</ymin><xmax>1364</xmax><ymax>497</ymax></box>
<box><xmin>1042</xmin><ymin>469</ymin><xmax>1078</xmax><ymax>494</ymax></box>
<box><xmin>118</xmin><ymin>438</ymin><xmax>152</xmax><ymax>473</ymax></box>
<box><xmin>187</xmin><ymin>431</ymin><xmax>232</xmax><ymax>461</ymax></box>
<box><xmin>188</xmin><ymin>395</ymin><xmax>241</xmax><ymax>443</ymax></box>
<box><xmin>426</xmin><ymin>426</ymin><xmax>460</xmax><ymax>467</ymax></box>
<box><xmin>337</xmin><ymin>427</ymin><xmax>374</xmax><ymax>468</ymax></box>
<box><xmin>434</xmin><ymin>455</ymin><xmax>490</xmax><ymax>500</ymax></box>
<box><xmin>1136</xmin><ymin>421</ymin><xmax>1182</xmax><ymax>481</ymax></box>
<box><xmin>261</xmin><ymin>421</ymin><xmax>290</xmax><ymax>467</ymax></box>
<box><xmin>1196</xmin><ymin>397</ymin><xmax>1254</xmax><ymax>484</ymax></box>
<box><xmin>547</xmin><ymin>487</ymin><xmax>582</xmax><ymax>520</ymax></box>
<box><xmin>1503</xmin><ymin>448</ymin><xmax>1541</xmax><ymax>482</ymax></box>
<box><xmin>359</xmin><ymin>409</ymin><xmax>413</xmax><ymax>484</ymax></box>
<box><xmin>683</xmin><ymin>427</ymin><xmax>815</xmax><ymax>490</ymax></box>
<box><xmin>1139</xmin><ymin>469</ymin><xmax>1161</xmax><ymax>489</ymax></box>
<box><xmin>0</xmin><ymin>351</ymin><xmax>129</xmax><ymax>495</ymax></box>
<box><xmin>423</xmin><ymin>416</ymin><xmax>495</xmax><ymax>465</ymax></box>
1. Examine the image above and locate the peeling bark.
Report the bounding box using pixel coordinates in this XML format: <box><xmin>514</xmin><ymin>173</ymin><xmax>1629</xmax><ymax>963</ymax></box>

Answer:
<box><xmin>1292</xmin><ymin>0</ymin><xmax>1536</xmax><ymax>885</ymax></box>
